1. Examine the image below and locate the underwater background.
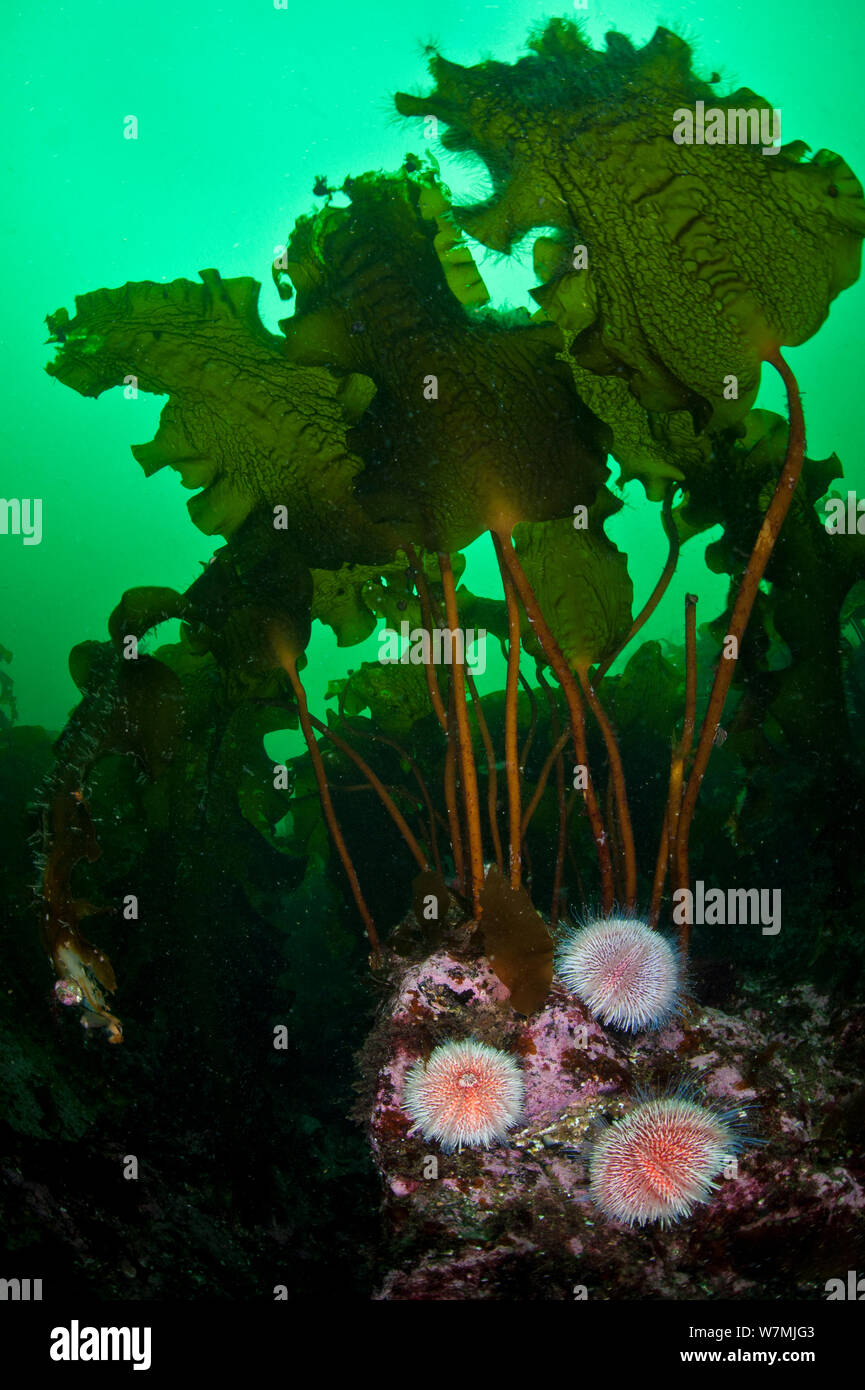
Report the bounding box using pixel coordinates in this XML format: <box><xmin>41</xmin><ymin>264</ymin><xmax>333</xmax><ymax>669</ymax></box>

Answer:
<box><xmin>1</xmin><ymin>0</ymin><xmax>864</xmax><ymax>1302</ymax></box>
<box><xmin>5</xmin><ymin>0</ymin><xmax>864</xmax><ymax>737</ymax></box>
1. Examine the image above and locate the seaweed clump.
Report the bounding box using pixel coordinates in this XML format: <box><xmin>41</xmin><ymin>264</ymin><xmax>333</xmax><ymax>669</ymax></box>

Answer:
<box><xmin>35</xmin><ymin>20</ymin><xmax>865</xmax><ymax>1050</ymax></box>
<box><xmin>5</xmin><ymin>16</ymin><xmax>862</xmax><ymax>1303</ymax></box>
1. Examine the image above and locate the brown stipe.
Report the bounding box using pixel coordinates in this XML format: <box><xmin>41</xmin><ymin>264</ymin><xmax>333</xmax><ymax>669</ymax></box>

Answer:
<box><xmin>445</xmin><ymin>679</ymin><xmax>466</xmax><ymax>898</ymax></box>
<box><xmin>578</xmin><ymin>666</ymin><xmax>637</xmax><ymax>910</ymax></box>
<box><xmin>402</xmin><ymin>542</ymin><xmax>448</xmax><ymax>732</ymax></box>
<box><xmin>277</xmin><ymin>643</ymin><xmax>382</xmax><ymax>965</ymax></box>
<box><xmin>313</xmin><ymin>710</ymin><xmax>430</xmax><ymax>874</ymax></box>
<box><xmin>337</xmin><ymin>684</ymin><xmax>444</xmax><ymax>880</ymax></box>
<box><xmin>537</xmin><ymin>668</ymin><xmax>568</xmax><ymax>926</ymax></box>
<box><xmin>496</xmin><ymin>534</ymin><xmax>614</xmax><ymax>914</ymax></box>
<box><xmin>438</xmin><ymin>552</ymin><xmax>485</xmax><ymax>917</ymax></box>
<box><xmin>672</xmin><ymin>350</ymin><xmax>805</xmax><ymax>954</ymax></box>
<box><xmin>595</xmin><ymin>483</ymin><xmax>680</xmax><ymax>682</ymax></box>
<box><xmin>651</xmin><ymin>594</ymin><xmax>697</xmax><ymax>930</ymax></box>
<box><xmin>492</xmin><ymin>532</ymin><xmax>524</xmax><ymax>892</ymax></box>
<box><xmin>465</xmin><ymin>668</ymin><xmax>504</xmax><ymax>874</ymax></box>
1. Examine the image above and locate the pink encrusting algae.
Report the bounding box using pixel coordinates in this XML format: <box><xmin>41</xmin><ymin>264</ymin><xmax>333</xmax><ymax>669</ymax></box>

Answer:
<box><xmin>366</xmin><ymin>944</ymin><xmax>861</xmax><ymax>1298</ymax></box>
<box><xmin>402</xmin><ymin>1038</ymin><xmax>524</xmax><ymax>1152</ymax></box>
<box><xmin>589</xmin><ymin>1096</ymin><xmax>735</xmax><ymax>1227</ymax></box>
<box><xmin>557</xmin><ymin>917</ymin><xmax>680</xmax><ymax>1031</ymax></box>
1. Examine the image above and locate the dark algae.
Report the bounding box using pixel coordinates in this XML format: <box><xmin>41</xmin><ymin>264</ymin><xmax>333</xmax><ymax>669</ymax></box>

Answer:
<box><xmin>3</xmin><ymin>14</ymin><xmax>864</xmax><ymax>1308</ymax></box>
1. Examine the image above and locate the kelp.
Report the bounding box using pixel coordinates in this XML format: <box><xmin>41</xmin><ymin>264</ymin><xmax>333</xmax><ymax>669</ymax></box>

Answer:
<box><xmin>0</xmin><ymin>644</ymin><xmax>17</xmax><ymax>727</ymax></box>
<box><xmin>311</xmin><ymin>564</ymin><xmax>382</xmax><ymax>648</ymax></box>
<box><xmin>35</xmin><ymin>18</ymin><xmax>865</xmax><ymax>1033</ymax></box>
<box><xmin>278</xmin><ymin>165</ymin><xmax>610</xmax><ymax>552</ymax></box>
<box><xmin>329</xmin><ymin>662</ymin><xmax>440</xmax><ymax>739</ymax></box>
<box><xmin>397</xmin><ymin>21</ymin><xmax>865</xmax><ymax>431</ymax></box>
<box><xmin>46</xmin><ymin>271</ymin><xmax>396</xmax><ymax>565</ymax></box>
<box><xmin>35</xmin><ymin>640</ymin><xmax>185</xmax><ymax>1041</ymax></box>
<box><xmin>674</xmin><ymin>412</ymin><xmax>864</xmax><ymax>769</ymax></box>
<box><xmin>513</xmin><ymin>505</ymin><xmax>633</xmax><ymax>672</ymax></box>
<box><xmin>478</xmin><ymin>867</ymin><xmax>554</xmax><ymax>1015</ymax></box>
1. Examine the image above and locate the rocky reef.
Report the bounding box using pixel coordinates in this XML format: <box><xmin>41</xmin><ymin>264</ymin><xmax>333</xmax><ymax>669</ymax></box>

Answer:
<box><xmin>364</xmin><ymin>929</ymin><xmax>864</xmax><ymax>1299</ymax></box>
<box><xmin>3</xmin><ymin>18</ymin><xmax>864</xmax><ymax>1300</ymax></box>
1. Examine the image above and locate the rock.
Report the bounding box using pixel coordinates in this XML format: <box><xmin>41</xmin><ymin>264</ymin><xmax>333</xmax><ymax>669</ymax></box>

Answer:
<box><xmin>363</xmin><ymin>944</ymin><xmax>865</xmax><ymax>1300</ymax></box>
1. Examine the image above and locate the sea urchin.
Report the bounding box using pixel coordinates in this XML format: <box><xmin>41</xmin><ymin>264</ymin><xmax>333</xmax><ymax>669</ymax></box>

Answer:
<box><xmin>402</xmin><ymin>1038</ymin><xmax>524</xmax><ymax>1152</ymax></box>
<box><xmin>589</xmin><ymin>1096</ymin><xmax>735</xmax><ymax>1227</ymax></box>
<box><xmin>556</xmin><ymin>915</ymin><xmax>679</xmax><ymax>1031</ymax></box>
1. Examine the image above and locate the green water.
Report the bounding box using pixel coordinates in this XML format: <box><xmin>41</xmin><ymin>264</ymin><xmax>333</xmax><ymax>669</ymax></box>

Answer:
<box><xmin>2</xmin><ymin>0</ymin><xmax>863</xmax><ymax>751</ymax></box>
<box><xmin>1</xmin><ymin>0</ymin><xmax>864</xmax><ymax>1316</ymax></box>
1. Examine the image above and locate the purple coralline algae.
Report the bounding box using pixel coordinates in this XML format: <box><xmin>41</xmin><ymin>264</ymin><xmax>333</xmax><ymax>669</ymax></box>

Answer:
<box><xmin>362</xmin><ymin>936</ymin><xmax>864</xmax><ymax>1300</ymax></box>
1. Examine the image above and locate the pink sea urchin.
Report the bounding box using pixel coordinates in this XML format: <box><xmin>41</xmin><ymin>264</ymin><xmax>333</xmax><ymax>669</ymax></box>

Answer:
<box><xmin>556</xmin><ymin>916</ymin><xmax>679</xmax><ymax>1031</ymax></box>
<box><xmin>589</xmin><ymin>1096</ymin><xmax>734</xmax><ymax>1227</ymax></box>
<box><xmin>402</xmin><ymin>1038</ymin><xmax>524</xmax><ymax>1152</ymax></box>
